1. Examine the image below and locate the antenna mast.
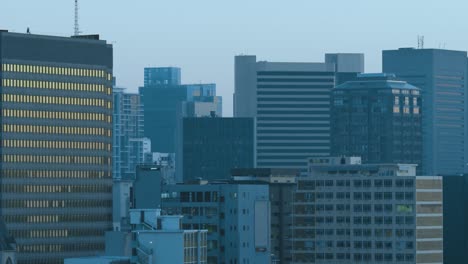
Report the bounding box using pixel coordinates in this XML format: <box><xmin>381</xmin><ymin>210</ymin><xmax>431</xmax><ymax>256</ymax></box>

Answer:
<box><xmin>74</xmin><ymin>0</ymin><xmax>80</xmax><ymax>36</ymax></box>
<box><xmin>417</xmin><ymin>35</ymin><xmax>424</xmax><ymax>49</ymax></box>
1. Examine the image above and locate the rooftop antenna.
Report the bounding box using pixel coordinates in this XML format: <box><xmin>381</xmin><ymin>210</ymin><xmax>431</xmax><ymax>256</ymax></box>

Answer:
<box><xmin>417</xmin><ymin>35</ymin><xmax>424</xmax><ymax>49</ymax></box>
<box><xmin>74</xmin><ymin>0</ymin><xmax>80</xmax><ymax>36</ymax></box>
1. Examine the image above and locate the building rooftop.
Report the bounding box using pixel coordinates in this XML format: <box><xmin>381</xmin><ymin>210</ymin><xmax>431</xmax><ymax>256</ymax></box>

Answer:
<box><xmin>335</xmin><ymin>73</ymin><xmax>420</xmax><ymax>91</ymax></box>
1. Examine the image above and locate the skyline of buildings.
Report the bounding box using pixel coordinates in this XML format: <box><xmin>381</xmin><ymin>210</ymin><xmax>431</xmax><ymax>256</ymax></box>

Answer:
<box><xmin>234</xmin><ymin>54</ymin><xmax>363</xmax><ymax>173</ymax></box>
<box><xmin>1</xmin><ymin>27</ymin><xmax>467</xmax><ymax>264</ymax></box>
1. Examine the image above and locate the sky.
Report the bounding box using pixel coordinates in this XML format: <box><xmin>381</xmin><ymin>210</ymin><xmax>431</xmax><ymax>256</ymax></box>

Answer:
<box><xmin>1</xmin><ymin>0</ymin><xmax>468</xmax><ymax>116</ymax></box>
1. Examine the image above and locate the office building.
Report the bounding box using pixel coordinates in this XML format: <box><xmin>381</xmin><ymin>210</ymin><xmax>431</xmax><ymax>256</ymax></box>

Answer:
<box><xmin>290</xmin><ymin>157</ymin><xmax>443</xmax><ymax>263</ymax></box>
<box><xmin>130</xmin><ymin>209</ymin><xmax>208</xmax><ymax>264</ymax></box>
<box><xmin>113</xmin><ymin>87</ymin><xmax>149</xmax><ymax>180</ymax></box>
<box><xmin>140</xmin><ymin>70</ymin><xmax>222</xmax><ymax>153</ymax></box>
<box><xmin>234</xmin><ymin>54</ymin><xmax>363</xmax><ymax>172</ymax></box>
<box><xmin>0</xmin><ymin>221</ymin><xmax>16</xmax><ymax>264</ymax></box>
<box><xmin>331</xmin><ymin>74</ymin><xmax>422</xmax><ymax>171</ymax></box>
<box><xmin>162</xmin><ymin>181</ymin><xmax>271</xmax><ymax>264</ymax></box>
<box><xmin>177</xmin><ymin>117</ymin><xmax>254</xmax><ymax>182</ymax></box>
<box><xmin>230</xmin><ymin>168</ymin><xmax>298</xmax><ymax>264</ymax></box>
<box><xmin>442</xmin><ymin>174</ymin><xmax>468</xmax><ymax>264</ymax></box>
<box><xmin>152</xmin><ymin>152</ymin><xmax>176</xmax><ymax>185</ymax></box>
<box><xmin>383</xmin><ymin>48</ymin><xmax>468</xmax><ymax>175</ymax></box>
<box><xmin>0</xmin><ymin>31</ymin><xmax>113</xmax><ymax>263</ymax></box>
<box><xmin>144</xmin><ymin>67</ymin><xmax>181</xmax><ymax>86</ymax></box>
<box><xmin>64</xmin><ymin>256</ymin><xmax>130</xmax><ymax>264</ymax></box>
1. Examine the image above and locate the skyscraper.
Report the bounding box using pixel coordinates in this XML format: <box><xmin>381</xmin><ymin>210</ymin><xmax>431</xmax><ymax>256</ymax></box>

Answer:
<box><xmin>383</xmin><ymin>48</ymin><xmax>468</xmax><ymax>175</ymax></box>
<box><xmin>140</xmin><ymin>70</ymin><xmax>222</xmax><ymax>153</ymax></box>
<box><xmin>177</xmin><ymin>117</ymin><xmax>254</xmax><ymax>182</ymax></box>
<box><xmin>0</xmin><ymin>31</ymin><xmax>113</xmax><ymax>264</ymax></box>
<box><xmin>331</xmin><ymin>74</ymin><xmax>422</xmax><ymax>171</ymax></box>
<box><xmin>113</xmin><ymin>87</ymin><xmax>149</xmax><ymax>180</ymax></box>
<box><xmin>234</xmin><ymin>54</ymin><xmax>363</xmax><ymax>172</ymax></box>
<box><xmin>144</xmin><ymin>67</ymin><xmax>181</xmax><ymax>86</ymax></box>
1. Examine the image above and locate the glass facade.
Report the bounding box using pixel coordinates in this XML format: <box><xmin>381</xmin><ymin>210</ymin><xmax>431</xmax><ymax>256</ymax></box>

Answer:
<box><xmin>0</xmin><ymin>32</ymin><xmax>113</xmax><ymax>264</ymax></box>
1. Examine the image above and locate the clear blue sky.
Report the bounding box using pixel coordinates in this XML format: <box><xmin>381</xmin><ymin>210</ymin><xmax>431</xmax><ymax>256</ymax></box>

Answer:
<box><xmin>1</xmin><ymin>0</ymin><xmax>467</xmax><ymax>116</ymax></box>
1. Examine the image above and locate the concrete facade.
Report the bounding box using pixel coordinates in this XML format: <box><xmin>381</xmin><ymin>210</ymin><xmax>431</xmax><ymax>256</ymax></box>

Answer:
<box><xmin>130</xmin><ymin>209</ymin><xmax>207</xmax><ymax>264</ymax></box>
<box><xmin>289</xmin><ymin>157</ymin><xmax>443</xmax><ymax>263</ymax></box>
<box><xmin>161</xmin><ymin>182</ymin><xmax>271</xmax><ymax>264</ymax></box>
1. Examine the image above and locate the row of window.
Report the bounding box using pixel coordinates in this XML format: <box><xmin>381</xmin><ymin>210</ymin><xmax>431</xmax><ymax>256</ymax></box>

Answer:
<box><xmin>294</xmin><ymin>253</ymin><xmax>414</xmax><ymax>262</ymax></box>
<box><xmin>3</xmin><ymin>109</ymin><xmax>111</xmax><ymax>122</ymax></box>
<box><xmin>3</xmin><ymin>140</ymin><xmax>110</xmax><ymax>151</ymax></box>
<box><xmin>2</xmin><ymin>199</ymin><xmax>112</xmax><ymax>208</ymax></box>
<box><xmin>4</xmin><ymin>214</ymin><xmax>112</xmax><ymax>224</ymax></box>
<box><xmin>1</xmin><ymin>170</ymin><xmax>109</xmax><ymax>179</ymax></box>
<box><xmin>11</xmin><ymin>229</ymin><xmax>105</xmax><ymax>239</ymax></box>
<box><xmin>2</xmin><ymin>93</ymin><xmax>112</xmax><ymax>109</ymax></box>
<box><xmin>1</xmin><ymin>155</ymin><xmax>110</xmax><ymax>165</ymax></box>
<box><xmin>3</xmin><ymin>124</ymin><xmax>111</xmax><ymax>137</ymax></box>
<box><xmin>298</xmin><ymin>178</ymin><xmax>414</xmax><ymax>189</ymax></box>
<box><xmin>311</xmin><ymin>228</ymin><xmax>414</xmax><ymax>237</ymax></box>
<box><xmin>305</xmin><ymin>215</ymin><xmax>415</xmax><ymax>225</ymax></box>
<box><xmin>1</xmin><ymin>184</ymin><xmax>111</xmax><ymax>194</ymax></box>
<box><xmin>2</xmin><ymin>79</ymin><xmax>111</xmax><ymax>94</ymax></box>
<box><xmin>19</xmin><ymin>243</ymin><xmax>105</xmax><ymax>254</ymax></box>
<box><xmin>1</xmin><ymin>63</ymin><xmax>111</xmax><ymax>80</ymax></box>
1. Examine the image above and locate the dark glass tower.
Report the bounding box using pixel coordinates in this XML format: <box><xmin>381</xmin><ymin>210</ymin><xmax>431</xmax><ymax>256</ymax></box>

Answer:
<box><xmin>180</xmin><ymin>117</ymin><xmax>254</xmax><ymax>182</ymax></box>
<box><xmin>331</xmin><ymin>74</ymin><xmax>422</xmax><ymax>171</ymax></box>
<box><xmin>0</xmin><ymin>31</ymin><xmax>113</xmax><ymax>264</ymax></box>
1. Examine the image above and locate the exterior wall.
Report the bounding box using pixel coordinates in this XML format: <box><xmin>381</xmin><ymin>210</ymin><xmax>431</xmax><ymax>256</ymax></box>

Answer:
<box><xmin>383</xmin><ymin>48</ymin><xmax>468</xmax><ymax>175</ymax></box>
<box><xmin>269</xmin><ymin>183</ymin><xmax>295</xmax><ymax>263</ymax></box>
<box><xmin>234</xmin><ymin>55</ymin><xmax>257</xmax><ymax>118</ymax></box>
<box><xmin>113</xmin><ymin>88</ymin><xmax>145</xmax><ymax>180</ymax></box>
<box><xmin>324</xmin><ymin>53</ymin><xmax>365</xmax><ymax>73</ymax></box>
<box><xmin>289</xmin><ymin>159</ymin><xmax>442</xmax><ymax>264</ymax></box>
<box><xmin>144</xmin><ymin>67</ymin><xmax>181</xmax><ymax>86</ymax></box>
<box><xmin>180</xmin><ymin>118</ymin><xmax>254</xmax><ymax>182</ymax></box>
<box><xmin>331</xmin><ymin>77</ymin><xmax>422</xmax><ymax>172</ymax></box>
<box><xmin>0</xmin><ymin>32</ymin><xmax>113</xmax><ymax>264</ymax></box>
<box><xmin>234</xmin><ymin>55</ymin><xmax>364</xmax><ymax>173</ymax></box>
<box><xmin>133</xmin><ymin>166</ymin><xmax>162</xmax><ymax>209</ymax></box>
<box><xmin>415</xmin><ymin>177</ymin><xmax>443</xmax><ymax>264</ymax></box>
<box><xmin>140</xmin><ymin>83</ymin><xmax>219</xmax><ymax>153</ymax></box>
<box><xmin>161</xmin><ymin>183</ymin><xmax>270</xmax><ymax>264</ymax></box>
<box><xmin>442</xmin><ymin>175</ymin><xmax>468</xmax><ymax>264</ymax></box>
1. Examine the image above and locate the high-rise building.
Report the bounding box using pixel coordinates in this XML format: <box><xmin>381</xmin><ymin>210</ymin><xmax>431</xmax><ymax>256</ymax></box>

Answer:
<box><xmin>0</xmin><ymin>31</ymin><xmax>113</xmax><ymax>263</ymax></box>
<box><xmin>230</xmin><ymin>168</ymin><xmax>298</xmax><ymax>264</ymax></box>
<box><xmin>140</xmin><ymin>73</ymin><xmax>222</xmax><ymax>153</ymax></box>
<box><xmin>290</xmin><ymin>157</ymin><xmax>443</xmax><ymax>263</ymax></box>
<box><xmin>177</xmin><ymin>117</ymin><xmax>254</xmax><ymax>182</ymax></box>
<box><xmin>113</xmin><ymin>87</ymin><xmax>149</xmax><ymax>180</ymax></box>
<box><xmin>331</xmin><ymin>74</ymin><xmax>422</xmax><ymax>171</ymax></box>
<box><xmin>383</xmin><ymin>48</ymin><xmax>468</xmax><ymax>175</ymax></box>
<box><xmin>234</xmin><ymin>54</ymin><xmax>363</xmax><ymax>173</ymax></box>
<box><xmin>161</xmin><ymin>181</ymin><xmax>271</xmax><ymax>264</ymax></box>
<box><xmin>144</xmin><ymin>67</ymin><xmax>181</xmax><ymax>86</ymax></box>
